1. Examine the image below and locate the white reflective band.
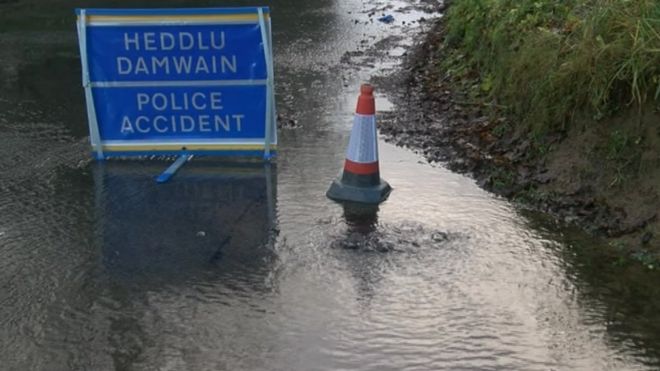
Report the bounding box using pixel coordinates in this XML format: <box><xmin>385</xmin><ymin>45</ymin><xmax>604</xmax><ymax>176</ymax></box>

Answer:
<box><xmin>103</xmin><ymin>139</ymin><xmax>266</xmax><ymax>146</ymax></box>
<box><xmin>86</xmin><ymin>20</ymin><xmax>259</xmax><ymax>27</ymax></box>
<box><xmin>90</xmin><ymin>79</ymin><xmax>267</xmax><ymax>88</ymax></box>
<box><xmin>345</xmin><ymin>113</ymin><xmax>378</xmax><ymax>163</ymax></box>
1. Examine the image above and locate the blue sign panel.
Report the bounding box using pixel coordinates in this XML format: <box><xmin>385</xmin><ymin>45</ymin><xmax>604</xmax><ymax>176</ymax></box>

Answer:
<box><xmin>76</xmin><ymin>7</ymin><xmax>276</xmax><ymax>160</ymax></box>
<box><xmin>93</xmin><ymin>86</ymin><xmax>267</xmax><ymax>140</ymax></box>
<box><xmin>87</xmin><ymin>24</ymin><xmax>267</xmax><ymax>82</ymax></box>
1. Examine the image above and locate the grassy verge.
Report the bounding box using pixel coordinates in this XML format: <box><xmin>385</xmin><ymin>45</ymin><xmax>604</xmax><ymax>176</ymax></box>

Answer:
<box><xmin>442</xmin><ymin>0</ymin><xmax>660</xmax><ymax>132</ymax></box>
<box><xmin>429</xmin><ymin>0</ymin><xmax>660</xmax><ymax>264</ymax></box>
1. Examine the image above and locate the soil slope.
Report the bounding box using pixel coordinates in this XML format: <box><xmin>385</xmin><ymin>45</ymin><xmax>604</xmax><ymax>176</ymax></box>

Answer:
<box><xmin>377</xmin><ymin>19</ymin><xmax>660</xmax><ymax>267</ymax></box>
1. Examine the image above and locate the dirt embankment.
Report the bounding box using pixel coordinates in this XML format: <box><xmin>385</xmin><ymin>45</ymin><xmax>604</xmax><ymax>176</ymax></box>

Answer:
<box><xmin>377</xmin><ymin>19</ymin><xmax>660</xmax><ymax>266</ymax></box>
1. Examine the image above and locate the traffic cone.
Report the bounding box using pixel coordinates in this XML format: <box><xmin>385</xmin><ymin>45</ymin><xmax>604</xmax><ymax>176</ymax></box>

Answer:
<box><xmin>327</xmin><ymin>84</ymin><xmax>392</xmax><ymax>204</ymax></box>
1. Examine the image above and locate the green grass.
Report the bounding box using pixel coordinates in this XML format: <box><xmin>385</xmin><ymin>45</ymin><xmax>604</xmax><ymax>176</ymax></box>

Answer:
<box><xmin>604</xmin><ymin>129</ymin><xmax>644</xmax><ymax>186</ymax></box>
<box><xmin>442</xmin><ymin>0</ymin><xmax>660</xmax><ymax>133</ymax></box>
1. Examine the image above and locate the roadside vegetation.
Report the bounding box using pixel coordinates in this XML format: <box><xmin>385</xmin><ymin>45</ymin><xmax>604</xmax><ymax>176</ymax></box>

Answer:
<box><xmin>433</xmin><ymin>0</ymin><xmax>660</xmax><ymax>264</ymax></box>
<box><xmin>443</xmin><ymin>0</ymin><xmax>660</xmax><ymax>131</ymax></box>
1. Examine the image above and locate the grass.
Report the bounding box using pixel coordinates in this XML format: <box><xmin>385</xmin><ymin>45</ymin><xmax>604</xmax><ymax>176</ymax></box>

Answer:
<box><xmin>611</xmin><ymin>240</ymin><xmax>660</xmax><ymax>269</ymax></box>
<box><xmin>490</xmin><ymin>167</ymin><xmax>516</xmax><ymax>192</ymax></box>
<box><xmin>604</xmin><ymin>129</ymin><xmax>644</xmax><ymax>187</ymax></box>
<box><xmin>491</xmin><ymin>122</ymin><xmax>512</xmax><ymax>138</ymax></box>
<box><xmin>442</xmin><ymin>0</ymin><xmax>660</xmax><ymax>134</ymax></box>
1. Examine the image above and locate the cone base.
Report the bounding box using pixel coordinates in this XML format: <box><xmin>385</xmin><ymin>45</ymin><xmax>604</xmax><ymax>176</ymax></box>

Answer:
<box><xmin>326</xmin><ymin>176</ymin><xmax>392</xmax><ymax>205</ymax></box>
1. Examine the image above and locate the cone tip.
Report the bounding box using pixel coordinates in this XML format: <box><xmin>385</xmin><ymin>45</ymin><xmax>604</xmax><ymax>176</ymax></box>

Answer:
<box><xmin>356</xmin><ymin>84</ymin><xmax>376</xmax><ymax>115</ymax></box>
<box><xmin>360</xmin><ymin>84</ymin><xmax>374</xmax><ymax>95</ymax></box>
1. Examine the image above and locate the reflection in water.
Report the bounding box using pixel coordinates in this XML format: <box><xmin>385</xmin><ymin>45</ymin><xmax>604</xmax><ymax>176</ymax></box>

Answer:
<box><xmin>93</xmin><ymin>161</ymin><xmax>278</xmax><ymax>369</ymax></box>
<box><xmin>342</xmin><ymin>202</ymin><xmax>379</xmax><ymax>239</ymax></box>
<box><xmin>337</xmin><ymin>203</ymin><xmax>385</xmax><ymax>309</ymax></box>
<box><xmin>523</xmin><ymin>212</ymin><xmax>660</xmax><ymax>366</ymax></box>
<box><xmin>96</xmin><ymin>161</ymin><xmax>277</xmax><ymax>287</ymax></box>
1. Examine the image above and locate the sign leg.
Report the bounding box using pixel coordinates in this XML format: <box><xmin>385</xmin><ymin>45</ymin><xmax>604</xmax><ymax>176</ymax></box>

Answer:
<box><xmin>156</xmin><ymin>154</ymin><xmax>193</xmax><ymax>184</ymax></box>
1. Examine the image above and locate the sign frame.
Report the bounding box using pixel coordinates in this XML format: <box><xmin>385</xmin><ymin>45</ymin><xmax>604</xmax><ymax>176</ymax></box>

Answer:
<box><xmin>76</xmin><ymin>7</ymin><xmax>277</xmax><ymax>161</ymax></box>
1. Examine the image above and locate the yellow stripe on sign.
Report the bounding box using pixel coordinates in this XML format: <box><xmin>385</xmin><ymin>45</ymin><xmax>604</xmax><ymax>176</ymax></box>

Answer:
<box><xmin>80</xmin><ymin>14</ymin><xmax>268</xmax><ymax>23</ymax></box>
<box><xmin>102</xmin><ymin>143</ymin><xmax>276</xmax><ymax>152</ymax></box>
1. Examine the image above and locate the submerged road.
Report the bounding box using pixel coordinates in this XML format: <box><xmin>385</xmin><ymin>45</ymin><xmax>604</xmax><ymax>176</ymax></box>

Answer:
<box><xmin>1</xmin><ymin>0</ymin><xmax>660</xmax><ymax>370</ymax></box>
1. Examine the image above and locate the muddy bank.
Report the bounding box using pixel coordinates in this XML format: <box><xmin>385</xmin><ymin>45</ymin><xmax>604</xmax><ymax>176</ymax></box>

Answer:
<box><xmin>375</xmin><ymin>18</ymin><xmax>659</xmax><ymax>266</ymax></box>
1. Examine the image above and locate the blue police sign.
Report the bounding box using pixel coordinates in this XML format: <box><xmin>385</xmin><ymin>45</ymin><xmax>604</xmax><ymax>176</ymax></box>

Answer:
<box><xmin>76</xmin><ymin>8</ymin><xmax>276</xmax><ymax>160</ymax></box>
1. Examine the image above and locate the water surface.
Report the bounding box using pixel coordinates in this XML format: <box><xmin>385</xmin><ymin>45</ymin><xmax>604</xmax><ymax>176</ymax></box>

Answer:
<box><xmin>1</xmin><ymin>0</ymin><xmax>660</xmax><ymax>370</ymax></box>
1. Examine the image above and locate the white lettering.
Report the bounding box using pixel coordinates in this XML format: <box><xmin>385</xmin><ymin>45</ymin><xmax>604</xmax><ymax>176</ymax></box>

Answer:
<box><xmin>221</xmin><ymin>55</ymin><xmax>237</xmax><ymax>74</ymax></box>
<box><xmin>143</xmin><ymin>32</ymin><xmax>157</xmax><ymax>51</ymax></box>
<box><xmin>131</xmin><ymin>92</ymin><xmax>235</xmax><ymax>120</ymax></box>
<box><xmin>170</xmin><ymin>93</ymin><xmax>182</xmax><ymax>110</ymax></box>
<box><xmin>135</xmin><ymin>57</ymin><xmax>149</xmax><ymax>74</ymax></box>
<box><xmin>214</xmin><ymin>115</ymin><xmax>230</xmax><ymax>131</ymax></box>
<box><xmin>194</xmin><ymin>57</ymin><xmax>210</xmax><ymax>74</ymax></box>
<box><xmin>210</xmin><ymin>92</ymin><xmax>223</xmax><ymax>110</ymax></box>
<box><xmin>117</xmin><ymin>57</ymin><xmax>132</xmax><ymax>75</ymax></box>
<box><xmin>199</xmin><ymin>115</ymin><xmax>211</xmax><ymax>132</ymax></box>
<box><xmin>160</xmin><ymin>32</ymin><xmax>175</xmax><ymax>51</ymax></box>
<box><xmin>119</xmin><ymin>113</ymin><xmax>244</xmax><ymax>134</ymax></box>
<box><xmin>191</xmin><ymin>92</ymin><xmax>206</xmax><ymax>110</ymax></box>
<box><xmin>232</xmin><ymin>114</ymin><xmax>244</xmax><ymax>131</ymax></box>
<box><xmin>211</xmin><ymin>32</ymin><xmax>225</xmax><ymax>50</ymax></box>
<box><xmin>170</xmin><ymin>116</ymin><xmax>177</xmax><ymax>132</ymax></box>
<box><xmin>152</xmin><ymin>57</ymin><xmax>170</xmax><ymax>75</ymax></box>
<box><xmin>120</xmin><ymin>116</ymin><xmax>134</xmax><ymax>134</ymax></box>
<box><xmin>182</xmin><ymin>92</ymin><xmax>189</xmax><ymax>110</ymax></box>
<box><xmin>114</xmin><ymin>55</ymin><xmax>238</xmax><ymax>76</ymax></box>
<box><xmin>153</xmin><ymin>116</ymin><xmax>168</xmax><ymax>133</ymax></box>
<box><xmin>197</xmin><ymin>32</ymin><xmax>209</xmax><ymax>50</ymax></box>
<box><xmin>124</xmin><ymin>33</ymin><xmax>140</xmax><ymax>51</ymax></box>
<box><xmin>152</xmin><ymin>93</ymin><xmax>167</xmax><ymax>111</ymax></box>
<box><xmin>179</xmin><ymin>32</ymin><xmax>195</xmax><ymax>50</ymax></box>
<box><xmin>136</xmin><ymin>93</ymin><xmax>149</xmax><ymax>111</ymax></box>
<box><xmin>173</xmin><ymin>56</ymin><xmax>192</xmax><ymax>74</ymax></box>
<box><xmin>135</xmin><ymin>116</ymin><xmax>150</xmax><ymax>133</ymax></box>
<box><xmin>120</xmin><ymin>32</ymin><xmax>230</xmax><ymax>54</ymax></box>
<box><xmin>180</xmin><ymin>116</ymin><xmax>195</xmax><ymax>132</ymax></box>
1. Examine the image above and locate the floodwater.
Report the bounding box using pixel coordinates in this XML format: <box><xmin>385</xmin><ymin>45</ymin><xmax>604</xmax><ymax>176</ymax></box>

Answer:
<box><xmin>1</xmin><ymin>0</ymin><xmax>660</xmax><ymax>370</ymax></box>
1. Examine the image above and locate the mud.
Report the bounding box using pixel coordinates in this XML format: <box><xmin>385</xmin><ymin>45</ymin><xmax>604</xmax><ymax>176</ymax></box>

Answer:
<box><xmin>368</xmin><ymin>17</ymin><xmax>659</xmax><ymax>262</ymax></box>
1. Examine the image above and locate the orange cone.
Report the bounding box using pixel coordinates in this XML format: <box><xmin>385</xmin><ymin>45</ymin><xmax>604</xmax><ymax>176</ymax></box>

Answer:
<box><xmin>326</xmin><ymin>84</ymin><xmax>392</xmax><ymax>204</ymax></box>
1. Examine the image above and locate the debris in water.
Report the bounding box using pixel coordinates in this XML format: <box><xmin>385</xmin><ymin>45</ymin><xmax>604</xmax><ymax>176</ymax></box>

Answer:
<box><xmin>431</xmin><ymin>231</ymin><xmax>448</xmax><ymax>242</ymax></box>
<box><xmin>378</xmin><ymin>15</ymin><xmax>394</xmax><ymax>24</ymax></box>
